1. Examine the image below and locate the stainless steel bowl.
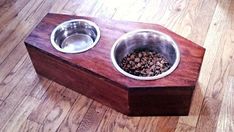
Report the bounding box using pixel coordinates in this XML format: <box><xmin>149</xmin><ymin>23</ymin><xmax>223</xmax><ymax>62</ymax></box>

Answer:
<box><xmin>50</xmin><ymin>19</ymin><xmax>100</xmax><ymax>53</ymax></box>
<box><xmin>111</xmin><ymin>29</ymin><xmax>180</xmax><ymax>80</ymax></box>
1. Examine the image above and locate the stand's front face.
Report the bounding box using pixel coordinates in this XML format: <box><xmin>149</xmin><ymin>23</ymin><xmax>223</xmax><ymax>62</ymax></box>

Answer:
<box><xmin>25</xmin><ymin>13</ymin><xmax>205</xmax><ymax>116</ymax></box>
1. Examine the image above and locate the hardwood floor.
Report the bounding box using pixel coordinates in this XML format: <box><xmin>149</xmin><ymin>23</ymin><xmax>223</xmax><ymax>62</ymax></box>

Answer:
<box><xmin>0</xmin><ymin>0</ymin><xmax>233</xmax><ymax>131</ymax></box>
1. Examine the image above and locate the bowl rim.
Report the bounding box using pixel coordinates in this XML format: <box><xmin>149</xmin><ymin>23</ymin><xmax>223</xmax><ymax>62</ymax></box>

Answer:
<box><xmin>111</xmin><ymin>29</ymin><xmax>180</xmax><ymax>80</ymax></box>
<box><xmin>50</xmin><ymin>19</ymin><xmax>101</xmax><ymax>54</ymax></box>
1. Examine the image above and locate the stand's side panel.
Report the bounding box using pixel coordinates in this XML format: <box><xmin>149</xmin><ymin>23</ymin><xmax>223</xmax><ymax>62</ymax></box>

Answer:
<box><xmin>128</xmin><ymin>87</ymin><xmax>194</xmax><ymax>116</ymax></box>
<box><xmin>25</xmin><ymin>44</ymin><xmax>129</xmax><ymax>114</ymax></box>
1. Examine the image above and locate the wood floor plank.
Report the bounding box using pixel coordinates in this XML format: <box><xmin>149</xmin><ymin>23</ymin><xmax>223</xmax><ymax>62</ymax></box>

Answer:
<box><xmin>87</xmin><ymin>0</ymin><xmax>116</xmax><ymax>18</ymax></box>
<box><xmin>198</xmin><ymin>0</ymin><xmax>231</xmax><ymax>90</ymax></box>
<box><xmin>205</xmin><ymin>31</ymin><xmax>234</xmax><ymax>100</ymax></box>
<box><xmin>0</xmin><ymin>0</ymin><xmax>30</xmax><ymax>31</ymax></box>
<box><xmin>216</xmin><ymin>77</ymin><xmax>234</xmax><ymax>132</ymax></box>
<box><xmin>1</xmin><ymin>96</ymin><xmax>41</xmax><ymax>132</ymax></box>
<box><xmin>230</xmin><ymin>63</ymin><xmax>234</xmax><ymax>77</ymax></box>
<box><xmin>74</xmin><ymin>0</ymin><xmax>104</xmax><ymax>17</ymax></box>
<box><xmin>135</xmin><ymin>117</ymin><xmax>158</xmax><ymax>132</ymax></box>
<box><xmin>49</xmin><ymin>0</ymin><xmax>70</xmax><ymax>14</ymax></box>
<box><xmin>195</xmin><ymin>3</ymin><xmax>234</xmax><ymax>128</ymax></box>
<box><xmin>96</xmin><ymin>109</ymin><xmax>119</xmax><ymax>132</ymax></box>
<box><xmin>0</xmin><ymin>43</ymin><xmax>27</xmax><ymax>82</ymax></box>
<box><xmin>175</xmin><ymin>123</ymin><xmax>195</xmax><ymax>132</ymax></box>
<box><xmin>57</xmin><ymin>95</ymin><xmax>93</xmax><ymax>132</ymax></box>
<box><xmin>182</xmin><ymin>0</ymin><xmax>218</xmax><ymax>44</ymax></box>
<box><xmin>231</xmin><ymin>2</ymin><xmax>234</xmax><ymax>30</ymax></box>
<box><xmin>41</xmin><ymin>88</ymin><xmax>78</xmax><ymax>132</ymax></box>
<box><xmin>111</xmin><ymin>114</ymin><xmax>128</xmax><ymax>132</ymax></box>
<box><xmin>0</xmin><ymin>0</ymin><xmax>53</xmax><ymax>64</ymax></box>
<box><xmin>19</xmin><ymin>120</ymin><xmax>42</xmax><ymax>132</ymax></box>
<box><xmin>76</xmin><ymin>102</ymin><xmax>108</xmax><ymax>132</ymax></box>
<box><xmin>0</xmin><ymin>66</ymin><xmax>39</xmax><ymax>129</ymax></box>
<box><xmin>196</xmin><ymin>98</ymin><xmax>222</xmax><ymax>132</ymax></box>
<box><xmin>155</xmin><ymin>117</ymin><xmax>178</xmax><ymax>132</ymax></box>
<box><xmin>28</xmin><ymin>82</ymin><xmax>65</xmax><ymax>124</ymax></box>
<box><xmin>29</xmin><ymin>77</ymin><xmax>52</xmax><ymax>100</ymax></box>
<box><xmin>0</xmin><ymin>54</ymin><xmax>30</xmax><ymax>100</ymax></box>
<box><xmin>196</xmin><ymin>28</ymin><xmax>234</xmax><ymax>131</ymax></box>
<box><xmin>122</xmin><ymin>117</ymin><xmax>141</xmax><ymax>132</ymax></box>
<box><xmin>112</xmin><ymin>0</ymin><xmax>146</xmax><ymax>21</ymax></box>
<box><xmin>28</xmin><ymin>80</ymin><xmax>79</xmax><ymax>131</ymax></box>
<box><xmin>178</xmin><ymin>0</ymin><xmax>232</xmax><ymax>127</ymax></box>
<box><xmin>59</xmin><ymin>0</ymin><xmax>85</xmax><ymax>15</ymax></box>
<box><xmin>153</xmin><ymin>0</ymin><xmax>190</xmax><ymax>30</ymax></box>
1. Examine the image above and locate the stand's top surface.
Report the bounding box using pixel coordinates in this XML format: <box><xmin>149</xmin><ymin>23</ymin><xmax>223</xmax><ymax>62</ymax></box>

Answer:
<box><xmin>25</xmin><ymin>13</ymin><xmax>205</xmax><ymax>89</ymax></box>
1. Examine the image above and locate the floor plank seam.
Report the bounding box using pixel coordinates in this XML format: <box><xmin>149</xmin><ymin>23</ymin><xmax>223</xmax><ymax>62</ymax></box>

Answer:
<box><xmin>3</xmin><ymin>54</ymin><xmax>28</xmax><ymax>80</ymax></box>
<box><xmin>75</xmin><ymin>100</ymin><xmax>96</xmax><ymax>131</ymax></box>
<box><xmin>94</xmin><ymin>106</ymin><xmax>109</xmax><ymax>132</ymax></box>
<box><xmin>54</xmin><ymin>94</ymin><xmax>82</xmax><ymax>132</ymax></box>
<box><xmin>193</xmin><ymin>1</ymin><xmax>231</xmax><ymax>129</ymax></box>
<box><xmin>199</xmin><ymin>1</ymin><xmax>219</xmax><ymax>45</ymax></box>
<box><xmin>0</xmin><ymin>42</ymin><xmax>22</xmax><ymax>66</ymax></box>
<box><xmin>0</xmin><ymin>64</ymin><xmax>33</xmax><ymax>101</ymax></box>
<box><xmin>25</xmin><ymin>85</ymin><xmax>65</xmax><ymax>125</ymax></box>
<box><xmin>0</xmin><ymin>95</ymin><xmax>30</xmax><ymax>131</ymax></box>
<box><xmin>29</xmin><ymin>80</ymin><xmax>53</xmax><ymax>100</ymax></box>
<box><xmin>27</xmin><ymin>116</ymin><xmax>44</xmax><ymax>125</ymax></box>
<box><xmin>24</xmin><ymin>0</ymin><xmax>47</xmax><ymax>22</ymax></box>
<box><xmin>36</xmin><ymin>87</ymin><xmax>79</xmax><ymax>131</ymax></box>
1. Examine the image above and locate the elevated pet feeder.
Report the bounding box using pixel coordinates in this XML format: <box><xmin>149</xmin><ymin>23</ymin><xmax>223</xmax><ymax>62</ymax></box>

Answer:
<box><xmin>25</xmin><ymin>13</ymin><xmax>205</xmax><ymax>116</ymax></box>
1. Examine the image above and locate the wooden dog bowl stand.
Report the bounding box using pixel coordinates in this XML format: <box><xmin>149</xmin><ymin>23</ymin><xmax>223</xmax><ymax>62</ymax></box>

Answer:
<box><xmin>25</xmin><ymin>13</ymin><xmax>205</xmax><ymax>116</ymax></box>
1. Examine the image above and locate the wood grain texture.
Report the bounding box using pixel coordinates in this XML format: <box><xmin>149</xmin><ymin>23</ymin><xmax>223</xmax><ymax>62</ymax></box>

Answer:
<box><xmin>0</xmin><ymin>0</ymin><xmax>52</xmax><ymax>64</ymax></box>
<box><xmin>216</xmin><ymin>77</ymin><xmax>234</xmax><ymax>132</ymax></box>
<box><xmin>196</xmin><ymin>2</ymin><xmax>234</xmax><ymax>130</ymax></box>
<box><xmin>26</xmin><ymin>44</ymin><xmax>129</xmax><ymax>114</ymax></box>
<box><xmin>29</xmin><ymin>82</ymin><xmax>79</xmax><ymax>131</ymax></box>
<box><xmin>76</xmin><ymin>102</ymin><xmax>108</xmax><ymax>132</ymax></box>
<box><xmin>178</xmin><ymin>0</ymin><xmax>232</xmax><ymax>128</ymax></box>
<box><xmin>0</xmin><ymin>0</ymin><xmax>234</xmax><ymax>131</ymax></box>
<box><xmin>25</xmin><ymin>13</ymin><xmax>205</xmax><ymax>115</ymax></box>
<box><xmin>135</xmin><ymin>117</ymin><xmax>158</xmax><ymax>132</ymax></box>
<box><xmin>57</xmin><ymin>95</ymin><xmax>93</xmax><ymax>132</ymax></box>
<box><xmin>25</xmin><ymin>13</ymin><xmax>205</xmax><ymax>88</ymax></box>
<box><xmin>0</xmin><ymin>54</ymin><xmax>30</xmax><ymax>100</ymax></box>
<box><xmin>29</xmin><ymin>76</ymin><xmax>52</xmax><ymax>100</ymax></box>
<box><xmin>122</xmin><ymin>116</ymin><xmax>141</xmax><ymax>132</ymax></box>
<box><xmin>110</xmin><ymin>113</ymin><xmax>128</xmax><ymax>131</ymax></box>
<box><xmin>1</xmin><ymin>96</ymin><xmax>41</xmax><ymax>132</ymax></box>
<box><xmin>96</xmin><ymin>108</ymin><xmax>120</xmax><ymax>132</ymax></box>
<box><xmin>28</xmin><ymin>82</ymin><xmax>65</xmax><ymax>124</ymax></box>
<box><xmin>0</xmin><ymin>66</ymin><xmax>39</xmax><ymax>129</ymax></box>
<box><xmin>41</xmin><ymin>89</ymin><xmax>78</xmax><ymax>132</ymax></box>
<box><xmin>19</xmin><ymin>120</ymin><xmax>42</xmax><ymax>132</ymax></box>
<box><xmin>156</xmin><ymin>117</ymin><xmax>179</xmax><ymax>132</ymax></box>
<box><xmin>128</xmin><ymin>87</ymin><xmax>193</xmax><ymax>115</ymax></box>
<box><xmin>0</xmin><ymin>43</ymin><xmax>27</xmax><ymax>83</ymax></box>
<box><xmin>175</xmin><ymin>123</ymin><xmax>195</xmax><ymax>132</ymax></box>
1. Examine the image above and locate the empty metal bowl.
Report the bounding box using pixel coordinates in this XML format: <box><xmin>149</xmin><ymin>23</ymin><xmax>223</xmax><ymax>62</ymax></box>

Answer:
<box><xmin>50</xmin><ymin>19</ymin><xmax>100</xmax><ymax>53</ymax></box>
<box><xmin>111</xmin><ymin>29</ymin><xmax>180</xmax><ymax>80</ymax></box>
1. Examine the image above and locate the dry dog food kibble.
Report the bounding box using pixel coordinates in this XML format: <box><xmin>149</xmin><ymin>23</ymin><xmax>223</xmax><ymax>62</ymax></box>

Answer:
<box><xmin>120</xmin><ymin>50</ymin><xmax>171</xmax><ymax>77</ymax></box>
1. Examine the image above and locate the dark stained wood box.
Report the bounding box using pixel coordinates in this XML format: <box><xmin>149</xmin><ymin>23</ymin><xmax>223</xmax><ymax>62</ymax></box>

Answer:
<box><xmin>25</xmin><ymin>13</ymin><xmax>205</xmax><ymax>116</ymax></box>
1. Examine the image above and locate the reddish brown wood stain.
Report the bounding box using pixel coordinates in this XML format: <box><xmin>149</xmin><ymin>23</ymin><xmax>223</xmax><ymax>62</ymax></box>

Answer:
<box><xmin>25</xmin><ymin>13</ymin><xmax>205</xmax><ymax>115</ymax></box>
